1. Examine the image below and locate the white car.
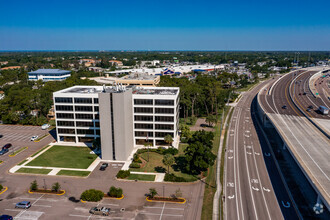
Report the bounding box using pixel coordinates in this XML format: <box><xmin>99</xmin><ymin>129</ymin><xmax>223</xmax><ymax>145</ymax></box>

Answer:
<box><xmin>41</xmin><ymin>124</ymin><xmax>50</xmax><ymax>130</ymax></box>
<box><xmin>30</xmin><ymin>136</ymin><xmax>38</xmax><ymax>141</ymax></box>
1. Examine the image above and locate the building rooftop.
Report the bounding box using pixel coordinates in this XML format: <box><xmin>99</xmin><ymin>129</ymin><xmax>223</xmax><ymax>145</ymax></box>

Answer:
<box><xmin>28</xmin><ymin>69</ymin><xmax>71</xmax><ymax>75</ymax></box>
<box><xmin>121</xmin><ymin>73</ymin><xmax>159</xmax><ymax>81</ymax></box>
<box><xmin>55</xmin><ymin>85</ymin><xmax>179</xmax><ymax>96</ymax></box>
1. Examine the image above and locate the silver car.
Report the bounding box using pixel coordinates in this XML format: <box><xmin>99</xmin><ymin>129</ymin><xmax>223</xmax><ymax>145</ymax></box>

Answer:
<box><xmin>89</xmin><ymin>207</ymin><xmax>110</xmax><ymax>216</ymax></box>
<box><xmin>15</xmin><ymin>201</ymin><xmax>31</xmax><ymax>209</ymax></box>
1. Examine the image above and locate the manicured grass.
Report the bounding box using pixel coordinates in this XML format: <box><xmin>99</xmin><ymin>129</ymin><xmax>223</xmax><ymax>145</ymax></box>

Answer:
<box><xmin>16</xmin><ymin>168</ymin><xmax>52</xmax><ymax>175</ymax></box>
<box><xmin>130</xmin><ymin>151</ymin><xmax>196</xmax><ymax>182</ymax></box>
<box><xmin>17</xmin><ymin>159</ymin><xmax>28</xmax><ymax>165</ymax></box>
<box><xmin>26</xmin><ymin>145</ymin><xmax>97</xmax><ymax>169</ymax></box>
<box><xmin>127</xmin><ymin>173</ymin><xmax>156</xmax><ymax>181</ymax></box>
<box><xmin>31</xmin><ymin>146</ymin><xmax>49</xmax><ymax>157</ymax></box>
<box><xmin>9</xmin><ymin>147</ymin><xmax>28</xmax><ymax>156</ymax></box>
<box><xmin>56</xmin><ymin>170</ymin><xmax>91</xmax><ymax>177</ymax></box>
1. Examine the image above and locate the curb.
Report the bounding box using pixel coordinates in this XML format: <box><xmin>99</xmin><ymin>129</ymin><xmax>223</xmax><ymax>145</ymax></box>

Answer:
<box><xmin>104</xmin><ymin>194</ymin><xmax>124</xmax><ymax>200</ymax></box>
<box><xmin>9</xmin><ymin>147</ymin><xmax>28</xmax><ymax>157</ymax></box>
<box><xmin>146</xmin><ymin>196</ymin><xmax>186</xmax><ymax>204</ymax></box>
<box><xmin>28</xmin><ymin>189</ymin><xmax>66</xmax><ymax>196</ymax></box>
<box><xmin>0</xmin><ymin>187</ymin><xmax>8</xmax><ymax>195</ymax></box>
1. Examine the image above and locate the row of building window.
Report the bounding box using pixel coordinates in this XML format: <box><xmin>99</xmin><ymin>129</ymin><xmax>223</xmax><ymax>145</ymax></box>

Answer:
<box><xmin>134</xmin><ymin>107</ymin><xmax>174</xmax><ymax>114</ymax></box>
<box><xmin>55</xmin><ymin>105</ymin><xmax>99</xmax><ymax>112</ymax></box>
<box><xmin>58</xmin><ymin>128</ymin><xmax>100</xmax><ymax>135</ymax></box>
<box><xmin>134</xmin><ymin>123</ymin><xmax>174</xmax><ymax>130</ymax></box>
<box><xmin>134</xmin><ymin>131</ymin><xmax>174</xmax><ymax>138</ymax></box>
<box><xmin>55</xmin><ymin>97</ymin><xmax>99</xmax><ymax>104</ymax></box>
<box><xmin>57</xmin><ymin>120</ymin><xmax>100</xmax><ymax>127</ymax></box>
<box><xmin>134</xmin><ymin>115</ymin><xmax>174</xmax><ymax>122</ymax></box>
<box><xmin>56</xmin><ymin>113</ymin><xmax>99</xmax><ymax>119</ymax></box>
<box><xmin>134</xmin><ymin>99</ymin><xmax>175</xmax><ymax>106</ymax></box>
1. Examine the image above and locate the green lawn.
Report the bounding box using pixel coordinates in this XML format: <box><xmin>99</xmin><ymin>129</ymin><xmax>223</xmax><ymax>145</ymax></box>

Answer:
<box><xmin>56</xmin><ymin>170</ymin><xmax>91</xmax><ymax>177</ymax></box>
<box><xmin>31</xmin><ymin>146</ymin><xmax>49</xmax><ymax>157</ymax></box>
<box><xmin>127</xmin><ymin>173</ymin><xmax>155</xmax><ymax>181</ymax></box>
<box><xmin>130</xmin><ymin>150</ymin><xmax>196</xmax><ymax>182</ymax></box>
<box><xmin>26</xmin><ymin>145</ymin><xmax>97</xmax><ymax>169</ymax></box>
<box><xmin>16</xmin><ymin>168</ymin><xmax>51</xmax><ymax>175</ymax></box>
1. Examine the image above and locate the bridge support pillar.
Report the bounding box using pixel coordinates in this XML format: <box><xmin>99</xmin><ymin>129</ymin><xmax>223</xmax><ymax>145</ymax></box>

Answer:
<box><xmin>313</xmin><ymin>195</ymin><xmax>324</xmax><ymax>215</ymax></box>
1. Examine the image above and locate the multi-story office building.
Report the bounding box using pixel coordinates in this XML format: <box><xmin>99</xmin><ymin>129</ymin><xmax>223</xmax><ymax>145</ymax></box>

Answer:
<box><xmin>28</xmin><ymin>69</ymin><xmax>71</xmax><ymax>81</ymax></box>
<box><xmin>53</xmin><ymin>85</ymin><xmax>179</xmax><ymax>161</ymax></box>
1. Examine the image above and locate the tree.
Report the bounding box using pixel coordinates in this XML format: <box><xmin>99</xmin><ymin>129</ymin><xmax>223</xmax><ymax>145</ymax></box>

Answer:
<box><xmin>30</xmin><ymin>180</ymin><xmax>38</xmax><ymax>191</ymax></box>
<box><xmin>149</xmin><ymin>188</ymin><xmax>158</xmax><ymax>198</ymax></box>
<box><xmin>184</xmin><ymin>142</ymin><xmax>216</xmax><ymax>174</ymax></box>
<box><xmin>0</xmin><ymin>184</ymin><xmax>3</xmax><ymax>191</ymax></box>
<box><xmin>164</xmin><ymin>135</ymin><xmax>173</xmax><ymax>146</ymax></box>
<box><xmin>180</xmin><ymin>124</ymin><xmax>191</xmax><ymax>139</ymax></box>
<box><xmin>163</xmin><ymin>154</ymin><xmax>175</xmax><ymax>174</ymax></box>
<box><xmin>188</xmin><ymin>130</ymin><xmax>214</xmax><ymax>149</ymax></box>
<box><xmin>81</xmin><ymin>189</ymin><xmax>104</xmax><ymax>202</ymax></box>
<box><xmin>205</xmin><ymin>114</ymin><xmax>217</xmax><ymax>127</ymax></box>
<box><xmin>52</xmin><ymin>182</ymin><xmax>61</xmax><ymax>192</ymax></box>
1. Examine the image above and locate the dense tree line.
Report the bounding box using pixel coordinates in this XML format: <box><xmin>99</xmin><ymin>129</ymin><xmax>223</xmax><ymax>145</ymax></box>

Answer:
<box><xmin>0</xmin><ymin>69</ymin><xmax>97</xmax><ymax>125</ymax></box>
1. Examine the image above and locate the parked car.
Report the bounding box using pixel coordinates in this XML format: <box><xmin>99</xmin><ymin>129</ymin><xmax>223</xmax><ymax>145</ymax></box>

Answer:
<box><xmin>41</xmin><ymin>124</ymin><xmax>50</xmax><ymax>130</ymax></box>
<box><xmin>308</xmin><ymin>105</ymin><xmax>313</xmax><ymax>109</ymax></box>
<box><xmin>100</xmin><ymin>163</ymin><xmax>108</xmax><ymax>171</ymax></box>
<box><xmin>0</xmin><ymin>148</ymin><xmax>9</xmax><ymax>155</ymax></box>
<box><xmin>2</xmin><ymin>143</ymin><xmax>12</xmax><ymax>150</ymax></box>
<box><xmin>282</xmin><ymin>105</ymin><xmax>287</xmax><ymax>109</ymax></box>
<box><xmin>303</xmin><ymin>92</ymin><xmax>307</xmax><ymax>95</ymax></box>
<box><xmin>30</xmin><ymin>136</ymin><xmax>38</xmax><ymax>141</ymax></box>
<box><xmin>15</xmin><ymin>201</ymin><xmax>31</xmax><ymax>209</ymax></box>
<box><xmin>0</xmin><ymin>215</ymin><xmax>13</xmax><ymax>220</ymax></box>
<box><xmin>306</xmin><ymin>108</ymin><xmax>311</xmax><ymax>112</ymax></box>
<box><xmin>89</xmin><ymin>207</ymin><xmax>110</xmax><ymax>216</ymax></box>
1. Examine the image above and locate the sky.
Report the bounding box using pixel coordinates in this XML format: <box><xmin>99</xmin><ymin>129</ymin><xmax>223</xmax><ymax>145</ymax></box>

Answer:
<box><xmin>0</xmin><ymin>0</ymin><xmax>330</xmax><ymax>51</ymax></box>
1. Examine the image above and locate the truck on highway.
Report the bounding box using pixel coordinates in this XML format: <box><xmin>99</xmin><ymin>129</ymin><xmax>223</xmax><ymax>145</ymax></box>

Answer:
<box><xmin>318</xmin><ymin>106</ymin><xmax>329</xmax><ymax>115</ymax></box>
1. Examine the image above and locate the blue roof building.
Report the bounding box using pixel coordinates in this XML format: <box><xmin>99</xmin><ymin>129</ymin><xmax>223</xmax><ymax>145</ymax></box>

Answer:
<box><xmin>28</xmin><ymin>69</ymin><xmax>71</xmax><ymax>82</ymax></box>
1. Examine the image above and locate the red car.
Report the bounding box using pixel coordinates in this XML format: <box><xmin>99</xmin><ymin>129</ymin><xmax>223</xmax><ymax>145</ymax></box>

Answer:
<box><xmin>2</xmin><ymin>143</ymin><xmax>12</xmax><ymax>150</ymax></box>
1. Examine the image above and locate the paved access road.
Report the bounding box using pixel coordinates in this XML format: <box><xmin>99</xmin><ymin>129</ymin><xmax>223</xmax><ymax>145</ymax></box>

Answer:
<box><xmin>224</xmin><ymin>79</ymin><xmax>299</xmax><ymax>220</ymax></box>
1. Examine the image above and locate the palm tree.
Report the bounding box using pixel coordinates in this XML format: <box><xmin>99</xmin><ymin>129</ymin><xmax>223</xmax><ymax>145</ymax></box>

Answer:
<box><xmin>163</xmin><ymin>154</ymin><xmax>175</xmax><ymax>174</ymax></box>
<box><xmin>164</xmin><ymin>135</ymin><xmax>173</xmax><ymax>146</ymax></box>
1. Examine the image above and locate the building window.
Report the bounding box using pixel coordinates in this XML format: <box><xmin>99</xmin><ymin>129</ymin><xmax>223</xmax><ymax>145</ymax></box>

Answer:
<box><xmin>75</xmin><ymin>106</ymin><xmax>93</xmax><ymax>112</ymax></box>
<box><xmin>57</xmin><ymin>121</ymin><xmax>74</xmax><ymax>127</ymax></box>
<box><xmin>55</xmin><ymin>105</ymin><xmax>73</xmax><ymax>111</ymax></box>
<box><xmin>58</xmin><ymin>128</ymin><xmax>75</xmax><ymax>134</ymax></box>
<box><xmin>75</xmin><ymin>114</ymin><xmax>93</xmax><ymax>119</ymax></box>
<box><xmin>78</xmin><ymin>137</ymin><xmax>94</xmax><ymax>143</ymax></box>
<box><xmin>95</xmin><ymin>129</ymin><xmax>100</xmax><ymax>135</ymax></box>
<box><xmin>60</xmin><ymin>136</ymin><xmax>75</xmax><ymax>142</ymax></box>
<box><xmin>76</xmin><ymin>121</ymin><xmax>94</xmax><ymax>127</ymax></box>
<box><xmin>155</xmin><ymin>124</ymin><xmax>174</xmax><ymax>130</ymax></box>
<box><xmin>77</xmin><ymin>129</ymin><xmax>95</xmax><ymax>135</ymax></box>
<box><xmin>56</xmin><ymin>113</ymin><xmax>74</xmax><ymax>119</ymax></box>
<box><xmin>134</xmin><ymin>115</ymin><xmax>153</xmax><ymax>121</ymax></box>
<box><xmin>55</xmin><ymin>97</ymin><xmax>73</xmax><ymax>103</ymax></box>
<box><xmin>155</xmin><ymin>99</ymin><xmax>174</xmax><ymax>106</ymax></box>
<box><xmin>74</xmin><ymin>98</ymin><xmax>92</xmax><ymax>104</ymax></box>
<box><xmin>155</xmin><ymin>116</ymin><xmax>174</xmax><ymax>122</ymax></box>
<box><xmin>94</xmin><ymin>98</ymin><xmax>99</xmax><ymax>104</ymax></box>
<box><xmin>95</xmin><ymin>121</ymin><xmax>100</xmax><ymax>127</ymax></box>
<box><xmin>134</xmin><ymin>107</ymin><xmax>153</xmax><ymax>113</ymax></box>
<box><xmin>135</xmin><ymin>123</ymin><xmax>153</xmax><ymax>129</ymax></box>
<box><xmin>95</xmin><ymin>114</ymin><xmax>100</xmax><ymax>119</ymax></box>
<box><xmin>155</xmin><ymin>108</ymin><xmax>174</xmax><ymax>114</ymax></box>
<box><xmin>135</xmin><ymin>131</ymin><xmax>153</xmax><ymax>137</ymax></box>
<box><xmin>94</xmin><ymin>106</ymin><xmax>99</xmax><ymax>112</ymax></box>
<box><xmin>155</xmin><ymin>132</ymin><xmax>174</xmax><ymax>138</ymax></box>
<box><xmin>134</xmin><ymin>99</ymin><xmax>153</xmax><ymax>105</ymax></box>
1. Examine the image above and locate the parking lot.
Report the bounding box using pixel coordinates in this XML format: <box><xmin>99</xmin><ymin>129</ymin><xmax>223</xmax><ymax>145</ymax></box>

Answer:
<box><xmin>0</xmin><ymin>191</ymin><xmax>188</xmax><ymax>220</ymax></box>
<box><xmin>0</xmin><ymin>125</ymin><xmax>50</xmax><ymax>144</ymax></box>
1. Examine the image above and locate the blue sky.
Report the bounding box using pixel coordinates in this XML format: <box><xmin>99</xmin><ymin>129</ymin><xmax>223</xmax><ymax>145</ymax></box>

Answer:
<box><xmin>1</xmin><ymin>0</ymin><xmax>329</xmax><ymax>50</ymax></box>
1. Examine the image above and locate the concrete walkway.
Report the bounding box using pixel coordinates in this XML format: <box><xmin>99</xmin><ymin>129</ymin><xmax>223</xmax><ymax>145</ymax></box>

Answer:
<box><xmin>130</xmin><ymin>171</ymin><xmax>165</xmax><ymax>182</ymax></box>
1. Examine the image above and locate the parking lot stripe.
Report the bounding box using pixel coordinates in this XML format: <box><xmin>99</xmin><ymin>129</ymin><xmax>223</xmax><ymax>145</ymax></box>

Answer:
<box><xmin>100</xmin><ymin>203</ymin><xmax>119</xmax><ymax>206</ymax></box>
<box><xmin>34</xmin><ymin>204</ymin><xmax>51</xmax><ymax>207</ymax></box>
<box><xmin>143</xmin><ymin>206</ymin><xmax>184</xmax><ymax>210</ymax></box>
<box><xmin>5</xmin><ymin>209</ymin><xmax>21</xmax><ymax>212</ymax></box>
<box><xmin>141</xmin><ymin>213</ymin><xmax>183</xmax><ymax>217</ymax></box>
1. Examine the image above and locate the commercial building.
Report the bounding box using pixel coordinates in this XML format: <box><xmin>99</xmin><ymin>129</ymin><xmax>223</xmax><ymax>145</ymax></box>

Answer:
<box><xmin>28</xmin><ymin>69</ymin><xmax>71</xmax><ymax>81</ymax></box>
<box><xmin>53</xmin><ymin>85</ymin><xmax>179</xmax><ymax>161</ymax></box>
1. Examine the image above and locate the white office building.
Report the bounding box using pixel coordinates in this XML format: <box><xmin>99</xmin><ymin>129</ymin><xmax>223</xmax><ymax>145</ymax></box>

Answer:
<box><xmin>28</xmin><ymin>69</ymin><xmax>71</xmax><ymax>81</ymax></box>
<box><xmin>53</xmin><ymin>85</ymin><xmax>179</xmax><ymax>161</ymax></box>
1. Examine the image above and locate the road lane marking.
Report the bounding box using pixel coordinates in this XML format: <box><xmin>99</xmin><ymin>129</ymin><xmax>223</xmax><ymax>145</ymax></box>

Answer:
<box><xmin>251</xmin><ymin>187</ymin><xmax>259</xmax><ymax>191</ymax></box>
<box><xmin>263</xmin><ymin>187</ymin><xmax>271</xmax><ymax>192</ymax></box>
<box><xmin>281</xmin><ymin>201</ymin><xmax>291</xmax><ymax>208</ymax></box>
<box><xmin>228</xmin><ymin>195</ymin><xmax>235</xmax><ymax>199</ymax></box>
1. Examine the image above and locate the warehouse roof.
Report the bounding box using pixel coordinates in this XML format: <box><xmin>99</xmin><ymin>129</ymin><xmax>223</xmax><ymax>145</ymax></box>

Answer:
<box><xmin>28</xmin><ymin>69</ymin><xmax>71</xmax><ymax>75</ymax></box>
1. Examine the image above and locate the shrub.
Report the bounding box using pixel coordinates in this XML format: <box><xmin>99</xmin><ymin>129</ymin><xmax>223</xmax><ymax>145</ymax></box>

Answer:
<box><xmin>129</xmin><ymin>162</ymin><xmax>141</xmax><ymax>168</ymax></box>
<box><xmin>164</xmin><ymin>173</ymin><xmax>187</xmax><ymax>182</ymax></box>
<box><xmin>0</xmin><ymin>184</ymin><xmax>3</xmax><ymax>191</ymax></box>
<box><xmin>116</xmin><ymin>170</ymin><xmax>130</xmax><ymax>179</ymax></box>
<box><xmin>149</xmin><ymin>188</ymin><xmax>158</xmax><ymax>198</ymax></box>
<box><xmin>108</xmin><ymin>186</ymin><xmax>123</xmax><ymax>198</ymax></box>
<box><xmin>163</xmin><ymin>147</ymin><xmax>178</xmax><ymax>155</ymax></box>
<box><xmin>81</xmin><ymin>189</ymin><xmax>104</xmax><ymax>202</ymax></box>
<box><xmin>30</xmin><ymin>180</ymin><xmax>38</xmax><ymax>191</ymax></box>
<box><xmin>52</xmin><ymin>182</ymin><xmax>61</xmax><ymax>192</ymax></box>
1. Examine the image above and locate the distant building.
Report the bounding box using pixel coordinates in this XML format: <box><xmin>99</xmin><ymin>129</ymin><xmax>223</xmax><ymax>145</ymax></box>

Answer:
<box><xmin>109</xmin><ymin>60</ymin><xmax>123</xmax><ymax>66</ymax></box>
<box><xmin>0</xmin><ymin>66</ymin><xmax>20</xmax><ymax>70</ymax></box>
<box><xmin>116</xmin><ymin>73</ymin><xmax>160</xmax><ymax>87</ymax></box>
<box><xmin>28</xmin><ymin>69</ymin><xmax>71</xmax><ymax>81</ymax></box>
<box><xmin>79</xmin><ymin>59</ymin><xmax>101</xmax><ymax>67</ymax></box>
<box><xmin>88</xmin><ymin>67</ymin><xmax>104</xmax><ymax>73</ymax></box>
<box><xmin>0</xmin><ymin>61</ymin><xmax>8</xmax><ymax>66</ymax></box>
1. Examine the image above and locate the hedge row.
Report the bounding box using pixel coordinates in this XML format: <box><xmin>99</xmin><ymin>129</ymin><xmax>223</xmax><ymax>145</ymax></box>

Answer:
<box><xmin>164</xmin><ymin>173</ymin><xmax>187</xmax><ymax>182</ymax></box>
<box><xmin>136</xmin><ymin>147</ymin><xmax>178</xmax><ymax>156</ymax></box>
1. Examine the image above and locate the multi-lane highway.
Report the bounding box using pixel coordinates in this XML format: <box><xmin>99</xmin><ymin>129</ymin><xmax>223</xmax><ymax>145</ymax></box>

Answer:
<box><xmin>224</xmin><ymin>79</ymin><xmax>299</xmax><ymax>220</ymax></box>
<box><xmin>258</xmin><ymin>68</ymin><xmax>330</xmax><ymax>214</ymax></box>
